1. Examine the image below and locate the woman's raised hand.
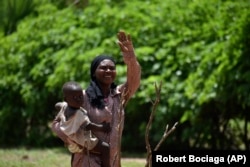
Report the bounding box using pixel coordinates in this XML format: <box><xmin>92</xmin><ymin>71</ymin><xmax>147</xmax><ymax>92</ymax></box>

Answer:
<box><xmin>117</xmin><ymin>31</ymin><xmax>134</xmax><ymax>53</ymax></box>
<box><xmin>117</xmin><ymin>31</ymin><xmax>136</xmax><ymax>64</ymax></box>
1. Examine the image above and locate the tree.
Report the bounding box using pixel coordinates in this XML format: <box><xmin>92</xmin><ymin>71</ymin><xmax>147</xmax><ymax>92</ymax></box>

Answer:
<box><xmin>0</xmin><ymin>0</ymin><xmax>249</xmax><ymax>150</ymax></box>
<box><xmin>0</xmin><ymin>0</ymin><xmax>36</xmax><ymax>35</ymax></box>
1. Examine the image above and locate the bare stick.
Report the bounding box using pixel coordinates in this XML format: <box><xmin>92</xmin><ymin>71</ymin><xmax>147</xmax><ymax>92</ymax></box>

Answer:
<box><xmin>145</xmin><ymin>82</ymin><xmax>162</xmax><ymax>167</ymax></box>
<box><xmin>154</xmin><ymin>122</ymin><xmax>178</xmax><ymax>151</ymax></box>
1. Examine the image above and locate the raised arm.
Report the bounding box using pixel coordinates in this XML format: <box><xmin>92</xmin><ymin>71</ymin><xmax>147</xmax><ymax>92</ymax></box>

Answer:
<box><xmin>117</xmin><ymin>31</ymin><xmax>141</xmax><ymax>102</ymax></box>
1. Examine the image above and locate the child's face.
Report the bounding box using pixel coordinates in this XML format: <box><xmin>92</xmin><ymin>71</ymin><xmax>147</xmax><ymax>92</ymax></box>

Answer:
<box><xmin>65</xmin><ymin>90</ymin><xmax>83</xmax><ymax>108</ymax></box>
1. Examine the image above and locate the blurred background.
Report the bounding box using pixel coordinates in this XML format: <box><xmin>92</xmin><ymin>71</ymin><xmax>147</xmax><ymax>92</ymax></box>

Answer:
<box><xmin>0</xmin><ymin>0</ymin><xmax>249</xmax><ymax>154</ymax></box>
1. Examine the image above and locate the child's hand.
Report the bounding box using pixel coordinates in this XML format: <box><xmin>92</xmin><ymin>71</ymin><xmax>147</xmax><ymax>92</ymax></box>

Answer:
<box><xmin>66</xmin><ymin>138</ymin><xmax>83</xmax><ymax>153</ymax></box>
<box><xmin>102</xmin><ymin>122</ymin><xmax>111</xmax><ymax>133</ymax></box>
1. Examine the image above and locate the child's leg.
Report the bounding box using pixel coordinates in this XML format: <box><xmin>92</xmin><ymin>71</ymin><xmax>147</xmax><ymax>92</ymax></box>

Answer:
<box><xmin>92</xmin><ymin>140</ymin><xmax>110</xmax><ymax>167</ymax></box>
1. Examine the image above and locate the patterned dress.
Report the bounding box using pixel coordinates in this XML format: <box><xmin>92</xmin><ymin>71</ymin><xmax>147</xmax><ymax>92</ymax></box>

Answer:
<box><xmin>72</xmin><ymin>87</ymin><xmax>124</xmax><ymax>167</ymax></box>
<box><xmin>52</xmin><ymin>59</ymin><xmax>140</xmax><ymax>167</ymax></box>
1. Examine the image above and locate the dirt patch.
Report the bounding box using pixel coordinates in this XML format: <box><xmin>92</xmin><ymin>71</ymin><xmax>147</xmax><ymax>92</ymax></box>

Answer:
<box><xmin>122</xmin><ymin>158</ymin><xmax>146</xmax><ymax>164</ymax></box>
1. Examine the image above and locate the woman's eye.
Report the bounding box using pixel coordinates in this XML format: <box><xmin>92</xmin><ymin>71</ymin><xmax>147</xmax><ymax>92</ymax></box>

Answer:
<box><xmin>99</xmin><ymin>66</ymin><xmax>115</xmax><ymax>71</ymax></box>
<box><xmin>100</xmin><ymin>67</ymin><xmax>107</xmax><ymax>70</ymax></box>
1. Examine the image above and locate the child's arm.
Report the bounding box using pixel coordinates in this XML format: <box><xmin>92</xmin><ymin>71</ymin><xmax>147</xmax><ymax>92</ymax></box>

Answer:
<box><xmin>55</xmin><ymin>102</ymin><xmax>64</xmax><ymax>111</ymax></box>
<box><xmin>54</xmin><ymin>102</ymin><xmax>66</xmax><ymax>120</ymax></box>
<box><xmin>85</xmin><ymin>122</ymin><xmax>111</xmax><ymax>133</ymax></box>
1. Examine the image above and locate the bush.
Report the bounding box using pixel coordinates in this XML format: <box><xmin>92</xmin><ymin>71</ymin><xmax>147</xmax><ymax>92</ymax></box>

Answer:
<box><xmin>0</xmin><ymin>0</ymin><xmax>249</xmax><ymax>150</ymax></box>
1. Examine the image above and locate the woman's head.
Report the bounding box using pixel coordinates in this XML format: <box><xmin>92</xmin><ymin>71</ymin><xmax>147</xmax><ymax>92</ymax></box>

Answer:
<box><xmin>90</xmin><ymin>55</ymin><xmax>116</xmax><ymax>86</ymax></box>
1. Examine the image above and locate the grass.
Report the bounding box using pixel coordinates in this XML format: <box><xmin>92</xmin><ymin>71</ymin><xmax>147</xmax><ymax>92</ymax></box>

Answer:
<box><xmin>0</xmin><ymin>147</ymin><xmax>146</xmax><ymax>167</ymax></box>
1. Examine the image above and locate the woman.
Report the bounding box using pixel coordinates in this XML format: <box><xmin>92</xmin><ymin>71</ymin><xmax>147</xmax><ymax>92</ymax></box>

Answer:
<box><xmin>51</xmin><ymin>31</ymin><xmax>141</xmax><ymax>167</ymax></box>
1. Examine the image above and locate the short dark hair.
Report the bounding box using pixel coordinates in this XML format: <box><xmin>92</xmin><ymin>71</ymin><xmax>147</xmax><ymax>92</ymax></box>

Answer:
<box><xmin>62</xmin><ymin>81</ymin><xmax>82</xmax><ymax>95</ymax></box>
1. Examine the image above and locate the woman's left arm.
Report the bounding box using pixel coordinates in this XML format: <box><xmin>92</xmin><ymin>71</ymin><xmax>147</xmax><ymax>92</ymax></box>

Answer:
<box><xmin>117</xmin><ymin>31</ymin><xmax>141</xmax><ymax>101</ymax></box>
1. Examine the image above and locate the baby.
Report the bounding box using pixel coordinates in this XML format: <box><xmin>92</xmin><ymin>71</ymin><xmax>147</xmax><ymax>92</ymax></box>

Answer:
<box><xmin>55</xmin><ymin>81</ymin><xmax>110</xmax><ymax>167</ymax></box>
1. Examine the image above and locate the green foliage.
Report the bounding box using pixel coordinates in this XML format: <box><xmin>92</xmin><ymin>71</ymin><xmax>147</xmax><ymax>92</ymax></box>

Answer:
<box><xmin>0</xmin><ymin>0</ymin><xmax>36</xmax><ymax>35</ymax></box>
<box><xmin>0</xmin><ymin>0</ymin><xmax>250</xmax><ymax>151</ymax></box>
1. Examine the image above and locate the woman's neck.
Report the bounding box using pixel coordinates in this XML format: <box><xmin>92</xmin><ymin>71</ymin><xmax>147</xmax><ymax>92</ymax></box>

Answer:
<box><xmin>102</xmin><ymin>88</ymin><xmax>111</xmax><ymax>97</ymax></box>
<box><xmin>99</xmin><ymin>84</ymin><xmax>111</xmax><ymax>97</ymax></box>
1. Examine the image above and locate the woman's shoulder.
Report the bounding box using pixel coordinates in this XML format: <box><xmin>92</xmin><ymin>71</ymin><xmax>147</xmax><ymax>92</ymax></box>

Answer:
<box><xmin>82</xmin><ymin>89</ymin><xmax>91</xmax><ymax>109</ymax></box>
<box><xmin>82</xmin><ymin>89</ymin><xmax>88</xmax><ymax>98</ymax></box>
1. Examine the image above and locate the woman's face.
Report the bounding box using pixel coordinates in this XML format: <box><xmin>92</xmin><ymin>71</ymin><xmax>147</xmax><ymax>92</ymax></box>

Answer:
<box><xmin>94</xmin><ymin>59</ymin><xmax>116</xmax><ymax>86</ymax></box>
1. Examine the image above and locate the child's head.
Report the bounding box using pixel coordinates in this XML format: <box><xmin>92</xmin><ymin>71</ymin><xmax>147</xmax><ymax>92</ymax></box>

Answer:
<box><xmin>62</xmin><ymin>81</ymin><xmax>83</xmax><ymax>109</ymax></box>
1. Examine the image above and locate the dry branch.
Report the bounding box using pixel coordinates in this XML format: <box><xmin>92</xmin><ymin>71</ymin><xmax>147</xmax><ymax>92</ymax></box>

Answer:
<box><xmin>145</xmin><ymin>82</ymin><xmax>178</xmax><ymax>167</ymax></box>
<box><xmin>154</xmin><ymin>122</ymin><xmax>178</xmax><ymax>151</ymax></box>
